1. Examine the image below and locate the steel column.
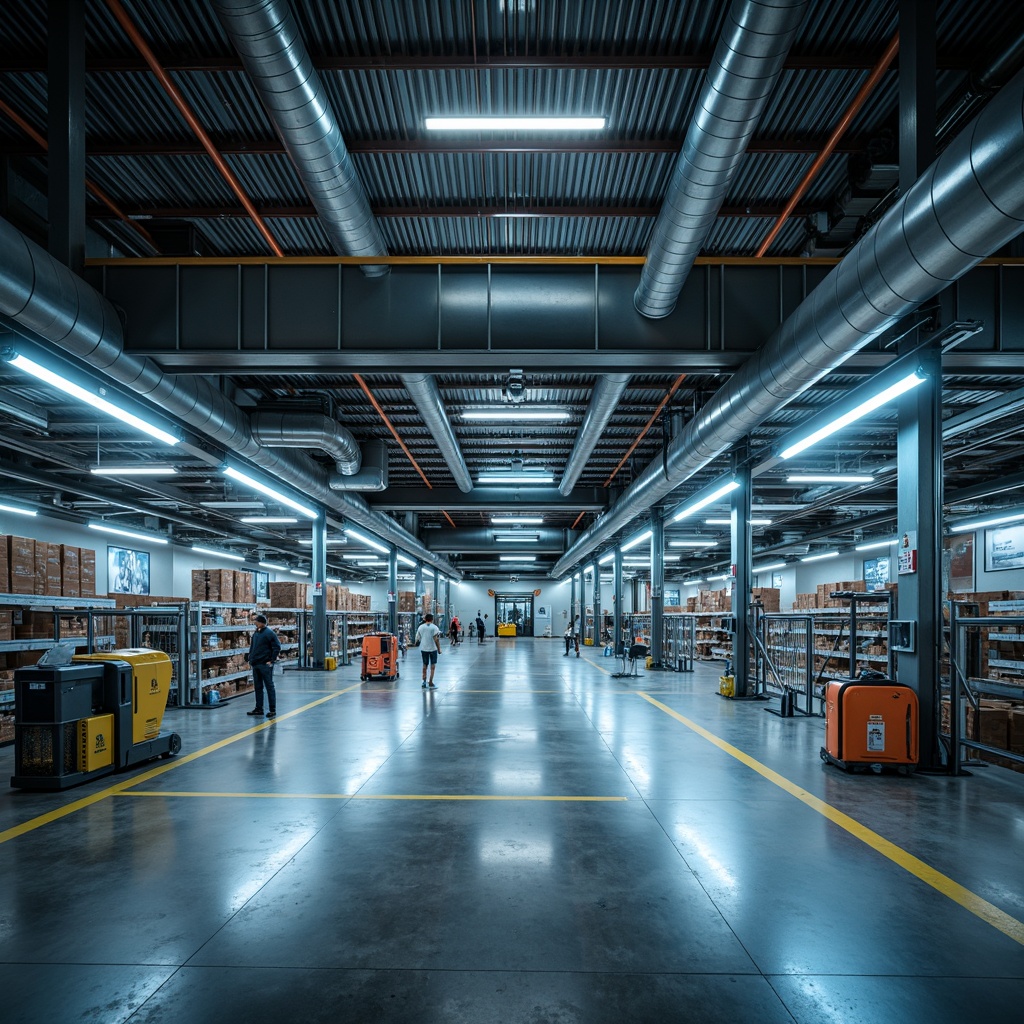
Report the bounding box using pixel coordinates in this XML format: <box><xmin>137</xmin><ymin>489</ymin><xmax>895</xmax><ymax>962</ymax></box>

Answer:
<box><xmin>731</xmin><ymin>460</ymin><xmax>753</xmax><ymax>696</ymax></box>
<box><xmin>650</xmin><ymin>511</ymin><xmax>665</xmax><ymax>668</ymax></box>
<box><xmin>387</xmin><ymin>548</ymin><xmax>397</xmax><ymax>637</ymax></box>
<box><xmin>614</xmin><ymin>549</ymin><xmax>624</xmax><ymax>654</ymax></box>
<box><xmin>592</xmin><ymin>562</ymin><xmax>602</xmax><ymax>648</ymax></box>
<box><xmin>310</xmin><ymin>516</ymin><xmax>326</xmax><ymax>667</ymax></box>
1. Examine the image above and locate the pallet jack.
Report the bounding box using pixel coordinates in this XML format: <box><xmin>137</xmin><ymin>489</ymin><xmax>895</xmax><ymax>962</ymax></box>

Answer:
<box><xmin>10</xmin><ymin>647</ymin><xmax>182</xmax><ymax>791</ymax></box>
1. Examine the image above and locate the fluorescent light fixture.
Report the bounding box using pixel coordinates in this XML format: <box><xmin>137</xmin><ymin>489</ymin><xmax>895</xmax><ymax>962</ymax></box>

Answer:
<box><xmin>355</xmin><ymin>560</ymin><xmax>385</xmax><ymax>567</ymax></box>
<box><xmin>201</xmin><ymin>501</ymin><xmax>266</xmax><ymax>509</ymax></box>
<box><xmin>598</xmin><ymin>552</ymin><xmax>615</xmax><ymax>564</ymax></box>
<box><xmin>780</xmin><ymin>370</ymin><xmax>927</xmax><ymax>459</ymax></box>
<box><xmin>0</xmin><ymin>502</ymin><xmax>37</xmax><ymax>517</ymax></box>
<box><xmin>500</xmin><ymin>555</ymin><xmax>537</xmax><ymax>562</ymax></box>
<box><xmin>192</xmin><ymin>545</ymin><xmax>245</xmax><ymax>562</ymax></box>
<box><xmin>801</xmin><ymin>551</ymin><xmax>839</xmax><ymax>563</ymax></box>
<box><xmin>787</xmin><ymin>474</ymin><xmax>874</xmax><ymax>484</ymax></box>
<box><xmin>6</xmin><ymin>353</ymin><xmax>180</xmax><ymax>445</ymax></box>
<box><xmin>855</xmin><ymin>538</ymin><xmax>898</xmax><ymax>551</ymax></box>
<box><xmin>583</xmin><ymin>565</ymin><xmax>594</xmax><ymax>576</ymax></box>
<box><xmin>91</xmin><ymin>466</ymin><xmax>177</xmax><ymax>476</ymax></box>
<box><xmin>708</xmin><ymin>572</ymin><xmax>732</xmax><ymax>581</ymax></box>
<box><xmin>259</xmin><ymin>561</ymin><xmax>288</xmax><ymax>571</ymax></box>
<box><xmin>491</xmin><ymin>516</ymin><xmax>544</xmax><ymax>525</ymax></box>
<box><xmin>326</xmin><ymin>576</ymin><xmax>342</xmax><ymax>584</ymax></box>
<box><xmin>463</xmin><ymin>410</ymin><xmax>570</xmax><ymax>421</ymax></box>
<box><xmin>672</xmin><ymin>480</ymin><xmax>741</xmax><ymax>523</ymax></box>
<box><xmin>426</xmin><ymin>116</ymin><xmax>605</xmax><ymax>131</ymax></box>
<box><xmin>705</xmin><ymin>517</ymin><xmax>772</xmax><ymax>526</ymax></box>
<box><xmin>669</xmin><ymin>540</ymin><xmax>717</xmax><ymax>548</ymax></box>
<box><xmin>298</xmin><ymin>539</ymin><xmax>347</xmax><ymax>546</ymax></box>
<box><xmin>240</xmin><ymin>516</ymin><xmax>299</xmax><ymax>524</ymax></box>
<box><xmin>478</xmin><ymin>473</ymin><xmax>555</xmax><ymax>484</ymax></box>
<box><xmin>223</xmin><ymin>466</ymin><xmax>317</xmax><ymax>519</ymax></box>
<box><xmin>288</xmin><ymin>569</ymin><xmax>309</xmax><ymax>577</ymax></box>
<box><xmin>753</xmin><ymin>562</ymin><xmax>787</xmax><ymax>573</ymax></box>
<box><xmin>950</xmin><ymin>510</ymin><xmax>1024</xmax><ymax>532</ymax></box>
<box><xmin>397</xmin><ymin>553</ymin><xmax>416</xmax><ymax>567</ymax></box>
<box><xmin>88</xmin><ymin>522</ymin><xmax>168</xmax><ymax>545</ymax></box>
<box><xmin>684</xmin><ymin>578</ymin><xmax>705</xmax><ymax>586</ymax></box>
<box><xmin>495</xmin><ymin>534</ymin><xmax>539</xmax><ymax>542</ymax></box>
<box><xmin>621</xmin><ymin>529</ymin><xmax>652</xmax><ymax>553</ymax></box>
<box><xmin>343</xmin><ymin>528</ymin><xmax>389</xmax><ymax>554</ymax></box>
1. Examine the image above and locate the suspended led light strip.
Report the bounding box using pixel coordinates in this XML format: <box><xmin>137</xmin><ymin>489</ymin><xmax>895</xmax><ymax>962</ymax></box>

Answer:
<box><xmin>495</xmin><ymin>534</ymin><xmax>539</xmax><ymax>542</ymax></box>
<box><xmin>343</xmin><ymin>528</ymin><xmax>389</xmax><ymax>554</ymax></box>
<box><xmin>356</xmin><ymin>560</ymin><xmax>385</xmax><ymax>566</ymax></box>
<box><xmin>598</xmin><ymin>552</ymin><xmax>615</xmax><ymax>564</ymax></box>
<box><xmin>0</xmin><ymin>502</ymin><xmax>37</xmax><ymax>517</ymax></box>
<box><xmin>478</xmin><ymin>473</ymin><xmax>555</xmax><ymax>484</ymax></box>
<box><xmin>621</xmin><ymin>529</ymin><xmax>652</xmax><ymax>552</ymax></box>
<box><xmin>672</xmin><ymin>480</ymin><xmax>740</xmax><ymax>523</ymax></box>
<box><xmin>397</xmin><ymin>553</ymin><xmax>416</xmax><ymax>566</ymax></box>
<box><xmin>89</xmin><ymin>522</ymin><xmax>168</xmax><ymax>545</ymax></box>
<box><xmin>707</xmin><ymin>572</ymin><xmax>732</xmax><ymax>581</ymax></box>
<box><xmin>192</xmin><ymin>545</ymin><xmax>245</xmax><ymax>562</ymax></box>
<box><xmin>426</xmin><ymin>116</ymin><xmax>606</xmax><ymax>131</ymax></box>
<box><xmin>289</xmin><ymin>568</ymin><xmax>310</xmax><ymax>577</ymax></box>
<box><xmin>491</xmin><ymin>516</ymin><xmax>544</xmax><ymax>525</ymax></box>
<box><xmin>298</xmin><ymin>539</ymin><xmax>348</xmax><ymax>546</ymax></box>
<box><xmin>950</xmin><ymin>510</ymin><xmax>1024</xmax><ymax>532</ymax></box>
<box><xmin>240</xmin><ymin>516</ymin><xmax>299</xmax><ymax>524</ymax></box>
<box><xmin>753</xmin><ymin>562</ymin><xmax>787</xmax><ymax>573</ymax></box>
<box><xmin>801</xmin><ymin>551</ymin><xmax>839</xmax><ymax>563</ymax></box>
<box><xmin>780</xmin><ymin>370</ymin><xmax>927</xmax><ymax>459</ymax></box>
<box><xmin>463</xmin><ymin>410</ymin><xmax>570</xmax><ymax>421</ymax></box>
<box><xmin>704</xmin><ymin>517</ymin><xmax>772</xmax><ymax>526</ymax></box>
<box><xmin>500</xmin><ymin>555</ymin><xmax>537</xmax><ymax>562</ymax></box>
<box><xmin>684</xmin><ymin>578</ymin><xmax>705</xmax><ymax>586</ymax></box>
<box><xmin>787</xmin><ymin>474</ymin><xmax>874</xmax><ymax>484</ymax></box>
<box><xmin>259</xmin><ymin>561</ymin><xmax>288</xmax><ymax>571</ymax></box>
<box><xmin>91</xmin><ymin>466</ymin><xmax>177</xmax><ymax>476</ymax></box>
<box><xmin>5</xmin><ymin>353</ymin><xmax>180</xmax><ymax>445</ymax></box>
<box><xmin>855</xmin><ymin>538</ymin><xmax>898</xmax><ymax>551</ymax></box>
<box><xmin>669</xmin><ymin>540</ymin><xmax>717</xmax><ymax>548</ymax></box>
<box><xmin>326</xmin><ymin>577</ymin><xmax>342</xmax><ymax>584</ymax></box>
<box><xmin>223</xmin><ymin>467</ymin><xmax>317</xmax><ymax>519</ymax></box>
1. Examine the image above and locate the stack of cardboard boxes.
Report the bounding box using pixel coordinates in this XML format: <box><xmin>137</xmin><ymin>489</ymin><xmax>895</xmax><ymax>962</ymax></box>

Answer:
<box><xmin>192</xmin><ymin>569</ymin><xmax>255</xmax><ymax>605</ymax></box>
<box><xmin>2</xmin><ymin>537</ymin><xmax>96</xmax><ymax>597</ymax></box>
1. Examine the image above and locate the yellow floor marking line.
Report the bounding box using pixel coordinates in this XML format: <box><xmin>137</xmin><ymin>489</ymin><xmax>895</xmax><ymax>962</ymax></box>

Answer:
<box><xmin>118</xmin><ymin>791</ymin><xmax>626</xmax><ymax>801</ymax></box>
<box><xmin>638</xmin><ymin>691</ymin><xmax>1024</xmax><ymax>948</ymax></box>
<box><xmin>0</xmin><ymin>683</ymin><xmax>363</xmax><ymax>846</ymax></box>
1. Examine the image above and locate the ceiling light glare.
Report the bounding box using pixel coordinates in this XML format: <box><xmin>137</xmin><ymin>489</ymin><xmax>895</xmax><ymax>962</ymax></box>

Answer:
<box><xmin>6</xmin><ymin>353</ymin><xmax>180</xmax><ymax>445</ymax></box>
<box><xmin>707</xmin><ymin>572</ymin><xmax>732</xmax><ymax>581</ymax></box>
<box><xmin>499</xmin><ymin>555</ymin><xmax>537</xmax><ymax>562</ymax></box>
<box><xmin>854</xmin><ymin>538</ymin><xmax>898</xmax><ymax>551</ymax></box>
<box><xmin>0</xmin><ymin>502</ymin><xmax>38</xmax><ymax>517</ymax></box>
<box><xmin>491</xmin><ymin>516</ymin><xmax>544</xmax><ymax>525</ymax></box>
<box><xmin>426</xmin><ymin>116</ymin><xmax>605</xmax><ymax>131</ymax></box>
<box><xmin>669</xmin><ymin>540</ymin><xmax>717</xmax><ymax>548</ymax></box>
<box><xmin>598</xmin><ymin>552</ymin><xmax>615</xmax><ymax>564</ymax></box>
<box><xmin>89</xmin><ymin>522</ymin><xmax>168</xmax><ymax>544</ymax></box>
<box><xmin>704</xmin><ymin>517</ymin><xmax>772</xmax><ymax>526</ymax></box>
<box><xmin>684</xmin><ymin>578</ymin><xmax>705</xmax><ymax>586</ymax></box>
<box><xmin>495</xmin><ymin>534</ymin><xmax>539</xmax><ymax>542</ymax></box>
<box><xmin>259</xmin><ymin>561</ymin><xmax>288</xmax><ymax>571</ymax></box>
<box><xmin>801</xmin><ymin>551</ymin><xmax>839</xmax><ymax>563</ymax></box>
<box><xmin>463</xmin><ymin>410</ymin><xmax>571</xmax><ymax>421</ymax></box>
<box><xmin>621</xmin><ymin>529</ymin><xmax>653</xmax><ymax>553</ymax></box>
<box><xmin>477</xmin><ymin>473</ymin><xmax>555</xmax><ymax>484</ymax></box>
<box><xmin>787</xmin><ymin>474</ymin><xmax>874</xmax><ymax>484</ymax></box>
<box><xmin>288</xmin><ymin>569</ymin><xmax>309</xmax><ymax>577</ymax></box>
<box><xmin>343</xmin><ymin>528</ymin><xmax>389</xmax><ymax>554</ymax></box>
<box><xmin>326</xmin><ymin>577</ymin><xmax>342</xmax><ymax>584</ymax></box>
<box><xmin>950</xmin><ymin>510</ymin><xmax>1024</xmax><ymax>532</ymax></box>
<box><xmin>672</xmin><ymin>480</ymin><xmax>740</xmax><ymax>523</ymax></box>
<box><xmin>397</xmin><ymin>553</ymin><xmax>416</xmax><ymax>567</ymax></box>
<box><xmin>223</xmin><ymin>466</ymin><xmax>317</xmax><ymax>519</ymax></box>
<box><xmin>240</xmin><ymin>516</ymin><xmax>299</xmax><ymax>524</ymax></box>
<box><xmin>91</xmin><ymin>466</ymin><xmax>177</xmax><ymax>476</ymax></box>
<box><xmin>753</xmin><ymin>562</ymin><xmax>787</xmax><ymax>573</ymax></box>
<box><xmin>298</xmin><ymin>539</ymin><xmax>348</xmax><ymax>546</ymax></box>
<box><xmin>192</xmin><ymin>545</ymin><xmax>245</xmax><ymax>562</ymax></box>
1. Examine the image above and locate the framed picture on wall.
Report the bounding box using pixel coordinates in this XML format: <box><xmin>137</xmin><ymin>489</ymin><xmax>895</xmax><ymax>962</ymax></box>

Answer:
<box><xmin>985</xmin><ymin>524</ymin><xmax>1024</xmax><ymax>571</ymax></box>
<box><xmin>665</xmin><ymin>588</ymin><xmax>680</xmax><ymax>606</ymax></box>
<box><xmin>863</xmin><ymin>556</ymin><xmax>890</xmax><ymax>591</ymax></box>
<box><xmin>253</xmin><ymin>570</ymin><xmax>269</xmax><ymax>601</ymax></box>
<box><xmin>772</xmin><ymin>572</ymin><xmax>783</xmax><ymax>589</ymax></box>
<box><xmin>943</xmin><ymin>533</ymin><xmax>975</xmax><ymax>592</ymax></box>
<box><xmin>107</xmin><ymin>545</ymin><xmax>150</xmax><ymax>595</ymax></box>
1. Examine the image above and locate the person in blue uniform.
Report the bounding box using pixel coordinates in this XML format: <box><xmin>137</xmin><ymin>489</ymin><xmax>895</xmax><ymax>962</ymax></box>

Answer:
<box><xmin>246</xmin><ymin>613</ymin><xmax>282</xmax><ymax>719</ymax></box>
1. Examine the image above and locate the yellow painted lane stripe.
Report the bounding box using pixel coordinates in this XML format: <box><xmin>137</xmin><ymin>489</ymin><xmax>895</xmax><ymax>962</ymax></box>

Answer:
<box><xmin>118</xmin><ymin>792</ymin><xmax>626</xmax><ymax>802</ymax></box>
<box><xmin>0</xmin><ymin>684</ymin><xmax>363</xmax><ymax>846</ymax></box>
<box><xmin>638</xmin><ymin>691</ymin><xmax>1024</xmax><ymax>947</ymax></box>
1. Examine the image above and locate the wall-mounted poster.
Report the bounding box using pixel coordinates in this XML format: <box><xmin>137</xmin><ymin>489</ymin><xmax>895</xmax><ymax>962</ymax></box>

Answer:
<box><xmin>985</xmin><ymin>524</ymin><xmax>1024</xmax><ymax>571</ymax></box>
<box><xmin>943</xmin><ymin>533</ymin><xmax>975</xmax><ymax>592</ymax></box>
<box><xmin>772</xmin><ymin>572</ymin><xmax>783</xmax><ymax>590</ymax></box>
<box><xmin>864</xmin><ymin>556</ymin><xmax>890</xmax><ymax>591</ymax></box>
<box><xmin>665</xmin><ymin>588</ymin><xmax>680</xmax><ymax>607</ymax></box>
<box><xmin>107</xmin><ymin>545</ymin><xmax>151</xmax><ymax>595</ymax></box>
<box><xmin>253</xmin><ymin>570</ymin><xmax>269</xmax><ymax>601</ymax></box>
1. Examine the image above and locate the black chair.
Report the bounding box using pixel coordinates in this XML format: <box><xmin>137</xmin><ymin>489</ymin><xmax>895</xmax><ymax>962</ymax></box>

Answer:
<box><xmin>626</xmin><ymin>643</ymin><xmax>649</xmax><ymax>677</ymax></box>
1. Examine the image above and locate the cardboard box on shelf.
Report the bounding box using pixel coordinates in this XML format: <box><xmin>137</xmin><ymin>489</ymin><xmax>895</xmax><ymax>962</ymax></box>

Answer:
<box><xmin>8</xmin><ymin>536</ymin><xmax>35</xmax><ymax>595</ymax></box>
<box><xmin>60</xmin><ymin>544</ymin><xmax>81</xmax><ymax>597</ymax></box>
<box><xmin>0</xmin><ymin>609</ymin><xmax>13</xmax><ymax>641</ymax></box>
<box><xmin>33</xmin><ymin>542</ymin><xmax>47</xmax><ymax>596</ymax></box>
<box><xmin>0</xmin><ymin>534</ymin><xmax>9</xmax><ymax>592</ymax></box>
<box><xmin>268</xmin><ymin>581</ymin><xmax>310</xmax><ymax>608</ymax></box>
<box><xmin>45</xmin><ymin>542</ymin><xmax>62</xmax><ymax>596</ymax></box>
<box><xmin>80</xmin><ymin>548</ymin><xmax>96</xmax><ymax>596</ymax></box>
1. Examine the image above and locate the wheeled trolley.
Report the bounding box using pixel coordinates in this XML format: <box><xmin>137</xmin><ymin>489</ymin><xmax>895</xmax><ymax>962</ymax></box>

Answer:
<box><xmin>820</xmin><ymin>676</ymin><xmax>918</xmax><ymax>774</ymax></box>
<box><xmin>360</xmin><ymin>632</ymin><xmax>400</xmax><ymax>681</ymax></box>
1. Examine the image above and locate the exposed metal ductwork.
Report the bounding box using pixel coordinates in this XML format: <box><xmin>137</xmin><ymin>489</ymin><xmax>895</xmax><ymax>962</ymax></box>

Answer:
<box><xmin>424</xmin><ymin>528</ymin><xmax>567</xmax><ymax>554</ymax></box>
<box><xmin>559</xmin><ymin>374</ymin><xmax>631</xmax><ymax>495</ymax></box>
<box><xmin>634</xmin><ymin>0</ymin><xmax>808</xmax><ymax>319</ymax></box>
<box><xmin>0</xmin><ymin>215</ymin><xmax>458</xmax><ymax>577</ymax></box>
<box><xmin>555</xmin><ymin>67</ymin><xmax>1024</xmax><ymax>577</ymax></box>
<box><xmin>211</xmin><ymin>0</ymin><xmax>389</xmax><ymax>276</ymax></box>
<box><xmin>251</xmin><ymin>410</ymin><xmax>362</xmax><ymax>475</ymax></box>
<box><xmin>399</xmin><ymin>373</ymin><xmax>473</xmax><ymax>493</ymax></box>
<box><xmin>328</xmin><ymin>439</ymin><xmax>388</xmax><ymax>492</ymax></box>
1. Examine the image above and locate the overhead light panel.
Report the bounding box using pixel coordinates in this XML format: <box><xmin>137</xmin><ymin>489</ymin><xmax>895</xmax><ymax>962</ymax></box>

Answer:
<box><xmin>426</xmin><ymin>116</ymin><xmax>605</xmax><ymax>131</ymax></box>
<box><xmin>704</xmin><ymin>517</ymin><xmax>772</xmax><ymax>526</ymax></box>
<box><xmin>495</xmin><ymin>533</ymin><xmax>539</xmax><ymax>542</ymax></box>
<box><xmin>855</xmin><ymin>538</ymin><xmax>898</xmax><ymax>551</ymax></box>
<box><xmin>753</xmin><ymin>561</ymin><xmax>787</xmax><ymax>572</ymax></box>
<box><xmin>5</xmin><ymin>352</ymin><xmax>180</xmax><ymax>445</ymax></box>
<box><xmin>672</xmin><ymin>480</ymin><xmax>740</xmax><ymax>523</ymax></box>
<box><xmin>192</xmin><ymin>545</ymin><xmax>245</xmax><ymax>562</ymax></box>
<box><xmin>464</xmin><ymin>410</ymin><xmax>570</xmax><ymax>421</ymax></box>
<box><xmin>492</xmin><ymin>516</ymin><xmax>545</xmax><ymax>525</ymax></box>
<box><xmin>801</xmin><ymin>551</ymin><xmax>839</xmax><ymax>563</ymax></box>
<box><xmin>326</xmin><ymin>576</ymin><xmax>342</xmax><ymax>584</ymax></box>
<box><xmin>500</xmin><ymin>555</ymin><xmax>537</xmax><ymax>562</ymax></box>
<box><xmin>259</xmin><ymin>561</ymin><xmax>288</xmax><ymax>571</ymax></box>
<box><xmin>289</xmin><ymin>568</ymin><xmax>310</xmax><ymax>577</ymax></box>
<box><xmin>397</xmin><ymin>553</ymin><xmax>416</xmax><ymax>567</ymax></box>
<box><xmin>669</xmin><ymin>540</ymin><xmax>717</xmax><ymax>548</ymax></box>
<box><xmin>779</xmin><ymin>370</ymin><xmax>927</xmax><ymax>459</ymax></box>
<box><xmin>240</xmin><ymin>516</ymin><xmax>299</xmax><ymax>524</ymax></box>
<box><xmin>88</xmin><ymin>522</ymin><xmax>168</xmax><ymax>545</ymax></box>
<box><xmin>201</xmin><ymin>501</ymin><xmax>266</xmax><ymax>509</ymax></box>
<box><xmin>787</xmin><ymin>474</ymin><xmax>874</xmax><ymax>484</ymax></box>
<box><xmin>0</xmin><ymin>502</ymin><xmax>37</xmax><ymax>517</ymax></box>
<box><xmin>298</xmin><ymin>539</ymin><xmax>348</xmax><ymax>546</ymax></box>
<box><xmin>621</xmin><ymin>529</ymin><xmax>652</xmax><ymax>552</ymax></box>
<box><xmin>478</xmin><ymin>472</ymin><xmax>555</xmax><ymax>484</ymax></box>
<box><xmin>91</xmin><ymin>466</ymin><xmax>177</xmax><ymax>476</ymax></box>
<box><xmin>343</xmin><ymin>527</ymin><xmax>389</xmax><ymax>554</ymax></box>
<box><xmin>598</xmin><ymin>552</ymin><xmax>615</xmax><ymax>564</ymax></box>
<box><xmin>223</xmin><ymin>466</ymin><xmax>317</xmax><ymax>519</ymax></box>
<box><xmin>707</xmin><ymin>572</ymin><xmax>732</xmax><ymax>581</ymax></box>
<box><xmin>950</xmin><ymin>510</ymin><xmax>1024</xmax><ymax>532</ymax></box>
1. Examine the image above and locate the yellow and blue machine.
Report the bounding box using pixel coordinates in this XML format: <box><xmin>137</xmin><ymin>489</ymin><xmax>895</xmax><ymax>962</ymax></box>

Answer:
<box><xmin>10</xmin><ymin>648</ymin><xmax>182</xmax><ymax>790</ymax></box>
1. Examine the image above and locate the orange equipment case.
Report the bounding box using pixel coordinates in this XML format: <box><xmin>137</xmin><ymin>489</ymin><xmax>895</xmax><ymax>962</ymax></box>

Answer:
<box><xmin>821</xmin><ymin>676</ymin><xmax>918</xmax><ymax>773</ymax></box>
<box><xmin>360</xmin><ymin>632</ymin><xmax>399</xmax><ymax>681</ymax></box>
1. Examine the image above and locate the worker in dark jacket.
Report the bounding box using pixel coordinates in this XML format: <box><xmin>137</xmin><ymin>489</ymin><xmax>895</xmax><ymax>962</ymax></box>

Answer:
<box><xmin>246</xmin><ymin>613</ymin><xmax>282</xmax><ymax>719</ymax></box>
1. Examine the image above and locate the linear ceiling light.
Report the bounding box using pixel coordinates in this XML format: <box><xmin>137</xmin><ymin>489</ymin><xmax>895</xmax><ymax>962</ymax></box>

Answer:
<box><xmin>491</xmin><ymin>516</ymin><xmax>545</xmax><ymax>525</ymax></box>
<box><xmin>707</xmin><ymin>572</ymin><xmax>732</xmax><ymax>581</ymax></box>
<box><xmin>500</xmin><ymin>555</ymin><xmax>537</xmax><ymax>562</ymax></box>
<box><xmin>289</xmin><ymin>568</ymin><xmax>309</xmax><ymax>577</ymax></box>
<box><xmin>343</xmin><ymin>527</ymin><xmax>389</xmax><ymax>553</ymax></box>
<box><xmin>88</xmin><ymin>522</ymin><xmax>168</xmax><ymax>545</ymax></box>
<box><xmin>704</xmin><ymin>517</ymin><xmax>772</xmax><ymax>526</ymax></box>
<box><xmin>222</xmin><ymin>466</ymin><xmax>317</xmax><ymax>519</ymax></box>
<box><xmin>6</xmin><ymin>352</ymin><xmax>180</xmax><ymax>445</ymax></box>
<box><xmin>669</xmin><ymin>540</ymin><xmax>717</xmax><ymax>548</ymax></box>
<box><xmin>200</xmin><ymin>501</ymin><xmax>266</xmax><ymax>509</ymax></box>
<box><xmin>298</xmin><ymin>539</ymin><xmax>348</xmax><ymax>546</ymax></box>
<box><xmin>786</xmin><ymin>474</ymin><xmax>874</xmax><ymax>484</ymax></box>
<box><xmin>621</xmin><ymin>529</ymin><xmax>652</xmax><ymax>552</ymax></box>
<box><xmin>0</xmin><ymin>502</ymin><xmax>37</xmax><ymax>517</ymax></box>
<box><xmin>854</xmin><ymin>538</ymin><xmax>898</xmax><ymax>551</ymax></box>
<box><xmin>598</xmin><ymin>552</ymin><xmax>615</xmax><ymax>564</ymax></box>
<box><xmin>779</xmin><ymin>370</ymin><xmax>927</xmax><ymax>459</ymax></box>
<box><xmin>426</xmin><ymin>116</ymin><xmax>605</xmax><ymax>131</ymax></box>
<box><xmin>397</xmin><ymin>553</ymin><xmax>416</xmax><ymax>567</ymax></box>
<box><xmin>326</xmin><ymin>577</ymin><xmax>342</xmax><ymax>584</ymax></box>
<box><xmin>495</xmin><ymin>533</ymin><xmax>539</xmax><ymax>542</ymax></box>
<box><xmin>240</xmin><ymin>516</ymin><xmax>299</xmax><ymax>524</ymax></box>
<box><xmin>192</xmin><ymin>545</ymin><xmax>245</xmax><ymax>562</ymax></box>
<box><xmin>91</xmin><ymin>466</ymin><xmax>177</xmax><ymax>476</ymax></box>
<box><xmin>801</xmin><ymin>551</ymin><xmax>839</xmax><ymax>563</ymax></box>
<box><xmin>463</xmin><ymin>410</ymin><xmax>571</xmax><ymax>421</ymax></box>
<box><xmin>950</xmin><ymin>510</ymin><xmax>1024</xmax><ymax>532</ymax></box>
<box><xmin>753</xmin><ymin>562</ymin><xmax>787</xmax><ymax>572</ymax></box>
<box><xmin>259</xmin><ymin>561</ymin><xmax>288</xmax><ymax>571</ymax></box>
<box><xmin>684</xmin><ymin>578</ymin><xmax>705</xmax><ymax>586</ymax></box>
<box><xmin>478</xmin><ymin>473</ymin><xmax>555</xmax><ymax>484</ymax></box>
<box><xmin>672</xmin><ymin>480</ymin><xmax>740</xmax><ymax>523</ymax></box>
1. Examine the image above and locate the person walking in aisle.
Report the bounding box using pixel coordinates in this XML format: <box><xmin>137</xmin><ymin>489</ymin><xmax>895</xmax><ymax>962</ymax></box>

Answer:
<box><xmin>246</xmin><ymin>613</ymin><xmax>282</xmax><ymax>718</ymax></box>
<box><xmin>449</xmin><ymin>614</ymin><xmax>461</xmax><ymax>646</ymax></box>
<box><xmin>415</xmin><ymin>612</ymin><xmax>442</xmax><ymax>688</ymax></box>
<box><xmin>475</xmin><ymin>612</ymin><xmax>486</xmax><ymax>645</ymax></box>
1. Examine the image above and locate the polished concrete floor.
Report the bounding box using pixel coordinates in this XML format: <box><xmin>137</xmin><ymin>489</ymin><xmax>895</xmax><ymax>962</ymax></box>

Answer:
<box><xmin>1</xmin><ymin>638</ymin><xmax>1023</xmax><ymax>1023</ymax></box>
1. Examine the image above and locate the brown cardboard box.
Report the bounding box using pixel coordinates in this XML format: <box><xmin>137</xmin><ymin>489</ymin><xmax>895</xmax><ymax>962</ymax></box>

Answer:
<box><xmin>80</xmin><ymin>547</ymin><xmax>96</xmax><ymax>596</ymax></box>
<box><xmin>0</xmin><ymin>534</ymin><xmax>8</xmax><ymax>592</ymax></box>
<box><xmin>60</xmin><ymin>544</ymin><xmax>80</xmax><ymax>597</ymax></box>
<box><xmin>0</xmin><ymin>609</ymin><xmax>12</xmax><ymax>642</ymax></box>
<box><xmin>33</xmin><ymin>541</ymin><xmax>47</xmax><ymax>595</ymax></box>
<box><xmin>977</xmin><ymin>707</ymin><xmax>1009</xmax><ymax>750</ymax></box>
<box><xmin>1009</xmin><ymin>710</ymin><xmax>1024</xmax><ymax>755</ymax></box>
<box><xmin>8</xmin><ymin>536</ymin><xmax>35</xmax><ymax>595</ymax></box>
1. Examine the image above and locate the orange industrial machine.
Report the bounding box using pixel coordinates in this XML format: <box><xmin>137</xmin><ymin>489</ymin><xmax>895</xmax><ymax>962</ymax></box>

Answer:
<box><xmin>821</xmin><ymin>675</ymin><xmax>919</xmax><ymax>773</ymax></box>
<box><xmin>360</xmin><ymin>633</ymin><xmax>399</xmax><ymax>681</ymax></box>
<box><xmin>11</xmin><ymin>649</ymin><xmax>181</xmax><ymax>790</ymax></box>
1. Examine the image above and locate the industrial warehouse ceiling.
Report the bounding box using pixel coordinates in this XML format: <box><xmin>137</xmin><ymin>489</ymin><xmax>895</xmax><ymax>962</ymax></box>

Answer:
<box><xmin>2</xmin><ymin>0</ymin><xmax>1024</xmax><ymax>583</ymax></box>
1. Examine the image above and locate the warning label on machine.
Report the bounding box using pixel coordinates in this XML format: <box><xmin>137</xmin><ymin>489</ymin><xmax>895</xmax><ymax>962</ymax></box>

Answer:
<box><xmin>867</xmin><ymin>715</ymin><xmax>885</xmax><ymax>752</ymax></box>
